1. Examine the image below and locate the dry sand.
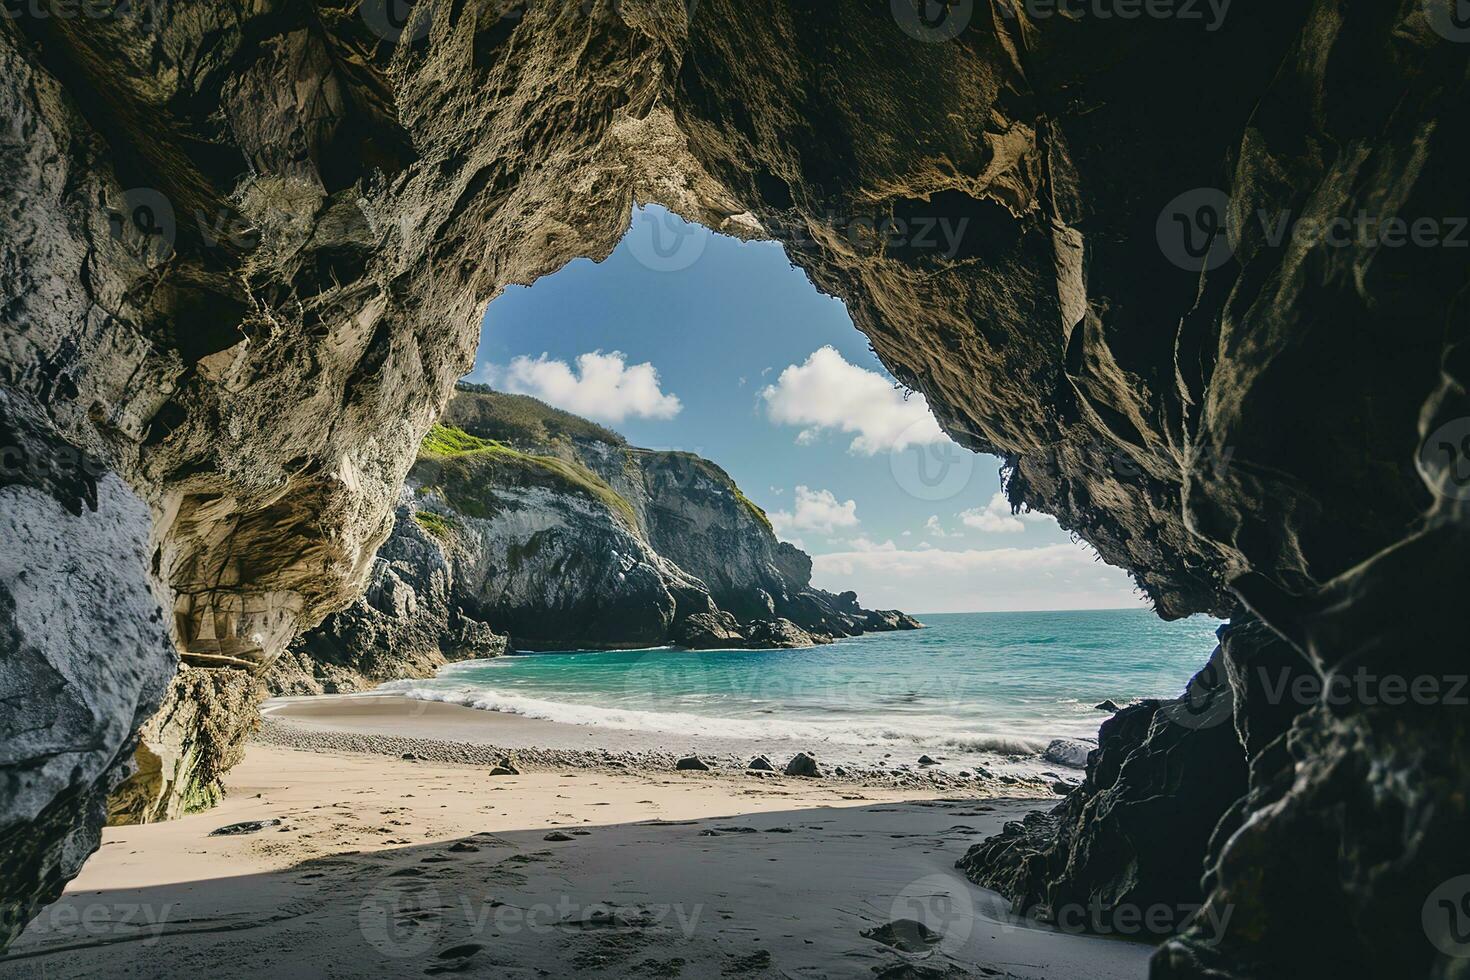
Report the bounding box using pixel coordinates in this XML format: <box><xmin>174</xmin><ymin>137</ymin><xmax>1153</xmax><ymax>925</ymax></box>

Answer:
<box><xmin>0</xmin><ymin>702</ymin><xmax>1150</xmax><ymax>979</ymax></box>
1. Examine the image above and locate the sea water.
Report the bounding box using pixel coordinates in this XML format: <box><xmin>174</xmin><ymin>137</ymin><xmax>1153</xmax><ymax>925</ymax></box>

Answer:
<box><xmin>377</xmin><ymin>609</ymin><xmax>1222</xmax><ymax>766</ymax></box>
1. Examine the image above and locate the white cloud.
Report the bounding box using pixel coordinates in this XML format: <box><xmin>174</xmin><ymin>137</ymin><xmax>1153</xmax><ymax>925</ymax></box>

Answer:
<box><xmin>811</xmin><ymin>540</ymin><xmax>1145</xmax><ymax>614</ymax></box>
<box><xmin>924</xmin><ymin>515</ymin><xmax>950</xmax><ymax>538</ymax></box>
<box><xmin>768</xmin><ymin>485</ymin><xmax>860</xmax><ymax>536</ymax></box>
<box><xmin>474</xmin><ymin>351</ymin><xmax>682</xmax><ymax>424</ymax></box>
<box><xmin>761</xmin><ymin>347</ymin><xmax>949</xmax><ymax>455</ymax></box>
<box><xmin>959</xmin><ymin>492</ymin><xmax>1056</xmax><ymax>534</ymax></box>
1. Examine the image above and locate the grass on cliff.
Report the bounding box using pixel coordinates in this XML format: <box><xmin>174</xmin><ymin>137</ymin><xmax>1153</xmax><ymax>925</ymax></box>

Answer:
<box><xmin>647</xmin><ymin>449</ymin><xmax>775</xmax><ymax>536</ymax></box>
<box><xmin>413</xmin><ymin>510</ymin><xmax>459</xmax><ymax>543</ymax></box>
<box><xmin>418</xmin><ymin>423</ymin><xmax>638</xmax><ymax>529</ymax></box>
<box><xmin>734</xmin><ymin>486</ymin><xmax>774</xmax><ymax>534</ymax></box>
<box><xmin>448</xmin><ymin>384</ymin><xmax>625</xmax><ymax>447</ymax></box>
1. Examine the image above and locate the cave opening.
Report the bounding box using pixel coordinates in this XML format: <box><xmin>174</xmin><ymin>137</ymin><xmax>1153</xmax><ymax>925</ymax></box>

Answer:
<box><xmin>382</xmin><ymin>200</ymin><xmax>1225</xmax><ymax>776</ymax></box>
<box><xmin>4</xmin><ymin>2</ymin><xmax>1465</xmax><ymax>975</ymax></box>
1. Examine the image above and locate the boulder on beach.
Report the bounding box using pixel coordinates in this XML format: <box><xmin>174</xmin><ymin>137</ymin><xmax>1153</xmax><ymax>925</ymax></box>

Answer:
<box><xmin>1042</xmin><ymin>738</ymin><xmax>1096</xmax><ymax>770</ymax></box>
<box><xmin>917</xmin><ymin>755</ymin><xmax>938</xmax><ymax>766</ymax></box>
<box><xmin>747</xmin><ymin>755</ymin><xmax>774</xmax><ymax>771</ymax></box>
<box><xmin>489</xmin><ymin>755</ymin><xmax>520</xmax><ymax>776</ymax></box>
<box><xmin>784</xmin><ymin>752</ymin><xmax>822</xmax><ymax>778</ymax></box>
<box><xmin>676</xmin><ymin>756</ymin><xmax>710</xmax><ymax>771</ymax></box>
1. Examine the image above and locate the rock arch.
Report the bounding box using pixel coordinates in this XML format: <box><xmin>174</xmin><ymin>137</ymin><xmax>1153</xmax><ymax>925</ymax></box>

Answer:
<box><xmin>2</xmin><ymin>1</ymin><xmax>1467</xmax><ymax>975</ymax></box>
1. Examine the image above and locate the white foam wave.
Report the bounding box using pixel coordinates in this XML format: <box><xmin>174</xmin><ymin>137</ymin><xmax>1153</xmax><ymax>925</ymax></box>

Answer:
<box><xmin>374</xmin><ymin>681</ymin><xmax>1050</xmax><ymax>756</ymax></box>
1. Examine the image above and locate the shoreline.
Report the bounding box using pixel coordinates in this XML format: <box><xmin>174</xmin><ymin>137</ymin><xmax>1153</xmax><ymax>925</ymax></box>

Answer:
<box><xmin>1</xmin><ymin>742</ymin><xmax>1147</xmax><ymax>978</ymax></box>
<box><xmin>259</xmin><ymin>694</ymin><xmax>1071</xmax><ymax>795</ymax></box>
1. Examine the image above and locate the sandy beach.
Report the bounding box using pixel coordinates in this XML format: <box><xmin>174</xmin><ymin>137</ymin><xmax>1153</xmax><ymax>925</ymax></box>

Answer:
<box><xmin>0</xmin><ymin>699</ymin><xmax>1148</xmax><ymax>979</ymax></box>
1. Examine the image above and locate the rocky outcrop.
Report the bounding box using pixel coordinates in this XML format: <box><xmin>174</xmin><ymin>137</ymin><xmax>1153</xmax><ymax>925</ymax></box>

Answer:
<box><xmin>2</xmin><ymin>2</ymin><xmax>1468</xmax><ymax>971</ymax></box>
<box><xmin>959</xmin><ymin>620</ymin><xmax>1299</xmax><ymax>935</ymax></box>
<box><xmin>266</xmin><ymin>490</ymin><xmax>507</xmax><ymax>695</ymax></box>
<box><xmin>107</xmin><ymin>668</ymin><xmax>265</xmax><ymax>824</ymax></box>
<box><xmin>296</xmin><ymin>388</ymin><xmax>917</xmax><ymax>657</ymax></box>
<box><xmin>0</xmin><ymin>392</ymin><xmax>176</xmax><ymax>947</ymax></box>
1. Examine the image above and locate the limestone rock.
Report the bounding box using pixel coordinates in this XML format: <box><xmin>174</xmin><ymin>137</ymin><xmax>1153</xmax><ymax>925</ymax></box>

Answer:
<box><xmin>0</xmin><ymin>393</ymin><xmax>176</xmax><ymax>948</ymax></box>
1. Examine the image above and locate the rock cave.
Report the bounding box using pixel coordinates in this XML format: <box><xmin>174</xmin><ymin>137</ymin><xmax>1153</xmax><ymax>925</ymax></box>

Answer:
<box><xmin>2</xmin><ymin>1</ymin><xmax>1468</xmax><ymax>976</ymax></box>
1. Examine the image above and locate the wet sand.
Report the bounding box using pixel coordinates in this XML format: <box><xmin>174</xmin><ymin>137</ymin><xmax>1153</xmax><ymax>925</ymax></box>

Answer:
<box><xmin>0</xmin><ymin>711</ymin><xmax>1144</xmax><ymax>978</ymax></box>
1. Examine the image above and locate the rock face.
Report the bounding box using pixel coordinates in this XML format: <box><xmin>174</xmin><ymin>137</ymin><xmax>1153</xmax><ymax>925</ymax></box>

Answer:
<box><xmin>287</xmin><ymin>387</ymin><xmax>917</xmax><ymax>658</ymax></box>
<box><xmin>265</xmin><ymin>488</ymin><xmax>507</xmax><ymax>695</ymax></box>
<box><xmin>0</xmin><ymin>392</ymin><xmax>176</xmax><ymax>947</ymax></box>
<box><xmin>1</xmin><ymin>2</ymin><xmax>1467</xmax><ymax>972</ymax></box>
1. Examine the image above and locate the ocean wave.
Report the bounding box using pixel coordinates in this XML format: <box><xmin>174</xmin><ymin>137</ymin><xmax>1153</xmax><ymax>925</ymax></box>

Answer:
<box><xmin>373</xmin><ymin>681</ymin><xmax>1051</xmax><ymax>756</ymax></box>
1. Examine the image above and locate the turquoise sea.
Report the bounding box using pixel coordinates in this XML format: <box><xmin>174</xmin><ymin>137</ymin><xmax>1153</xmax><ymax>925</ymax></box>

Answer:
<box><xmin>379</xmin><ymin>609</ymin><xmax>1222</xmax><ymax>764</ymax></box>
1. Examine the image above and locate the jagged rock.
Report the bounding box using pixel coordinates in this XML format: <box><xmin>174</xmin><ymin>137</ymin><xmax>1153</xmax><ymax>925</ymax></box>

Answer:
<box><xmin>783</xmin><ymin>753</ymin><xmax>822</xmax><ymax>778</ymax></box>
<box><xmin>0</xmin><ymin>392</ymin><xmax>176</xmax><ymax>949</ymax></box>
<box><xmin>488</xmin><ymin>756</ymin><xmax>519</xmax><ymax>777</ymax></box>
<box><xmin>108</xmin><ymin>669</ymin><xmax>265</xmax><ymax>824</ymax></box>
<box><xmin>266</xmin><ymin>489</ymin><xmax>508</xmax><ymax>696</ymax></box>
<box><xmin>861</xmin><ymin>920</ymin><xmax>943</xmax><ymax>953</ymax></box>
<box><xmin>747</xmin><ymin>756</ymin><xmax>774</xmax><ymax>772</ymax></box>
<box><xmin>208</xmin><ymin>819</ymin><xmax>281</xmax><ymax>837</ymax></box>
<box><xmin>1041</xmin><ymin>739</ymin><xmax>1096</xmax><ymax>770</ymax></box>
<box><xmin>960</xmin><ymin>621</ymin><xmax>1302</xmax><ymax>936</ymax></box>
<box><xmin>743</xmin><ymin>618</ymin><xmax>826</xmax><ymax>650</ymax></box>
<box><xmin>2</xmin><ymin>2</ymin><xmax>1467</xmax><ymax>969</ymax></box>
<box><xmin>672</xmin><ymin>611</ymin><xmax>748</xmax><ymax>650</ymax></box>
<box><xmin>419</xmin><ymin>389</ymin><xmax>917</xmax><ymax>650</ymax></box>
<box><xmin>1094</xmin><ymin>700</ymin><xmax>1122</xmax><ymax>713</ymax></box>
<box><xmin>675</xmin><ymin>756</ymin><xmax>710</xmax><ymax>771</ymax></box>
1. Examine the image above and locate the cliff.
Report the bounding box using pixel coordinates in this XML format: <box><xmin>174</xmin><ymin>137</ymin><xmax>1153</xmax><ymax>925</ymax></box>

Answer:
<box><xmin>2</xmin><ymin>3</ymin><xmax>1467</xmax><ymax>975</ymax></box>
<box><xmin>269</xmin><ymin>387</ymin><xmax>918</xmax><ymax>692</ymax></box>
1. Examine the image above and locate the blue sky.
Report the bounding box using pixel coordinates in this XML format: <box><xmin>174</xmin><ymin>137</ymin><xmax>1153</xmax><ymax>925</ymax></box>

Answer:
<box><xmin>468</xmin><ymin>206</ymin><xmax>1145</xmax><ymax>614</ymax></box>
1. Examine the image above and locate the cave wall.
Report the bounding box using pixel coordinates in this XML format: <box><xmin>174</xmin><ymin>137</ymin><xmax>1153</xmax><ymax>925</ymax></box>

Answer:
<box><xmin>2</xmin><ymin>0</ymin><xmax>1468</xmax><ymax>972</ymax></box>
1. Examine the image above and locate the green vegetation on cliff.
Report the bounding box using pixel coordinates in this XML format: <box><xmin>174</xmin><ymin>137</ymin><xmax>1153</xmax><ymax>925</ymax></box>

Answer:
<box><xmin>448</xmin><ymin>385</ymin><xmax>624</xmax><ymax>447</ymax></box>
<box><xmin>418</xmin><ymin>423</ymin><xmax>638</xmax><ymax>529</ymax></box>
<box><xmin>734</xmin><ymin>486</ymin><xmax>774</xmax><ymax>534</ymax></box>
<box><xmin>413</xmin><ymin>510</ymin><xmax>459</xmax><ymax>543</ymax></box>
